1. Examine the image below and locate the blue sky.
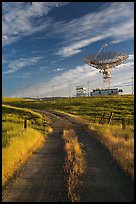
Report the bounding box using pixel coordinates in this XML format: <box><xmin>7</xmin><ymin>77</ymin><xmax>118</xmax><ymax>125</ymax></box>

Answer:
<box><xmin>2</xmin><ymin>2</ymin><xmax>134</xmax><ymax>97</ymax></box>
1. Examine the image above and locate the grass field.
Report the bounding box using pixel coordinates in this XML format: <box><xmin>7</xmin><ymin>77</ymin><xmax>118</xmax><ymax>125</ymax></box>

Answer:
<box><xmin>2</xmin><ymin>95</ymin><xmax>134</xmax><ymax>180</ymax></box>
<box><xmin>3</xmin><ymin>95</ymin><xmax>134</xmax><ymax>125</ymax></box>
<box><xmin>2</xmin><ymin>104</ymin><xmax>51</xmax><ymax>187</ymax></box>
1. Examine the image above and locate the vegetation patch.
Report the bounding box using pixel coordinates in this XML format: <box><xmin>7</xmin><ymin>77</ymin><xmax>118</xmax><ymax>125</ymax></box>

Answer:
<box><xmin>2</xmin><ymin>105</ymin><xmax>50</xmax><ymax>187</ymax></box>
<box><xmin>3</xmin><ymin>96</ymin><xmax>134</xmax><ymax>182</ymax></box>
<box><xmin>63</xmin><ymin>129</ymin><xmax>86</xmax><ymax>202</ymax></box>
<box><xmin>88</xmin><ymin>123</ymin><xmax>134</xmax><ymax>180</ymax></box>
<box><xmin>2</xmin><ymin>129</ymin><xmax>44</xmax><ymax>187</ymax></box>
<box><xmin>3</xmin><ymin>95</ymin><xmax>134</xmax><ymax>125</ymax></box>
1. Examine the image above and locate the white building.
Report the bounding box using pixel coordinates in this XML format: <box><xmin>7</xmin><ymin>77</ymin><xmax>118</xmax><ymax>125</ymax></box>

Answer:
<box><xmin>90</xmin><ymin>88</ymin><xmax>123</xmax><ymax>96</ymax></box>
<box><xmin>76</xmin><ymin>86</ymin><xmax>86</xmax><ymax>97</ymax></box>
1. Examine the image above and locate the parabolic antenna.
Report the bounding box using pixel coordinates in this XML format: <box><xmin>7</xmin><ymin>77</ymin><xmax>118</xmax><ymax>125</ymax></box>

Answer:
<box><xmin>83</xmin><ymin>44</ymin><xmax>129</xmax><ymax>88</ymax></box>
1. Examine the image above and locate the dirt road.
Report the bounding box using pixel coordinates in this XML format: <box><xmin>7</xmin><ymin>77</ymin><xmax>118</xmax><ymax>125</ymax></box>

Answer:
<box><xmin>2</xmin><ymin>110</ymin><xmax>134</xmax><ymax>202</ymax></box>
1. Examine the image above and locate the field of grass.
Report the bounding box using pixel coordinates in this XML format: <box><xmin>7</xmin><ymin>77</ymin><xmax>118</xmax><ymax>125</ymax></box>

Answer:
<box><xmin>88</xmin><ymin>123</ymin><xmax>134</xmax><ymax>180</ymax></box>
<box><xmin>2</xmin><ymin>95</ymin><xmax>134</xmax><ymax>181</ymax></box>
<box><xmin>3</xmin><ymin>95</ymin><xmax>134</xmax><ymax>125</ymax></box>
<box><xmin>2</xmin><ymin>104</ymin><xmax>51</xmax><ymax>187</ymax></box>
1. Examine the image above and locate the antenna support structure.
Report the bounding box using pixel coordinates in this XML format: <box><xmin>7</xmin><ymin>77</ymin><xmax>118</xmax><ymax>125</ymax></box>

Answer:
<box><xmin>83</xmin><ymin>43</ymin><xmax>129</xmax><ymax>89</ymax></box>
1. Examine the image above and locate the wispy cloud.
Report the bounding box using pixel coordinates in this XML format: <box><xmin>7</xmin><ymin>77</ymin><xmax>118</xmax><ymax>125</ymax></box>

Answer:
<box><xmin>2</xmin><ymin>2</ymin><xmax>68</xmax><ymax>46</ymax></box>
<box><xmin>54</xmin><ymin>2</ymin><xmax>134</xmax><ymax>57</ymax></box>
<box><xmin>12</xmin><ymin>54</ymin><xmax>134</xmax><ymax>97</ymax></box>
<box><xmin>3</xmin><ymin>72</ymin><xmax>31</xmax><ymax>79</ymax></box>
<box><xmin>57</xmin><ymin>35</ymin><xmax>109</xmax><ymax>57</ymax></box>
<box><xmin>3</xmin><ymin>56</ymin><xmax>43</xmax><ymax>74</ymax></box>
<box><xmin>54</xmin><ymin>68</ymin><xmax>64</xmax><ymax>72</ymax></box>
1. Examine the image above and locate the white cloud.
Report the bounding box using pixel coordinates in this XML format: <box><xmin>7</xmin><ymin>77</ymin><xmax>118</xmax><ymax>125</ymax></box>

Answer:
<box><xmin>55</xmin><ymin>2</ymin><xmax>134</xmax><ymax>57</ymax></box>
<box><xmin>3</xmin><ymin>72</ymin><xmax>31</xmax><ymax>79</ymax></box>
<box><xmin>54</xmin><ymin>68</ymin><xmax>64</xmax><ymax>72</ymax></box>
<box><xmin>3</xmin><ymin>56</ymin><xmax>43</xmax><ymax>74</ymax></box>
<box><xmin>2</xmin><ymin>2</ymin><xmax>68</xmax><ymax>46</ymax></box>
<box><xmin>57</xmin><ymin>35</ymin><xmax>110</xmax><ymax>57</ymax></box>
<box><xmin>12</xmin><ymin>54</ymin><xmax>134</xmax><ymax>97</ymax></box>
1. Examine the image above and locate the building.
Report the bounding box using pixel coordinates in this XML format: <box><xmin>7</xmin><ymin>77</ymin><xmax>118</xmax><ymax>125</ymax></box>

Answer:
<box><xmin>90</xmin><ymin>88</ymin><xmax>123</xmax><ymax>96</ymax></box>
<box><xmin>76</xmin><ymin>86</ymin><xmax>86</xmax><ymax>97</ymax></box>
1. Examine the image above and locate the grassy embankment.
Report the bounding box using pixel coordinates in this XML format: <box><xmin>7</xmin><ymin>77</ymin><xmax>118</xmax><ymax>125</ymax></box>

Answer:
<box><xmin>2</xmin><ymin>104</ymin><xmax>51</xmax><ymax>187</ymax></box>
<box><xmin>2</xmin><ymin>95</ymin><xmax>134</xmax><ymax>179</ymax></box>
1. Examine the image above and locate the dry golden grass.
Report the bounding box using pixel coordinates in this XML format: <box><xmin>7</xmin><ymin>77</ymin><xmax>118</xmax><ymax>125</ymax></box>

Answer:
<box><xmin>2</xmin><ymin>128</ymin><xmax>44</xmax><ymax>187</ymax></box>
<box><xmin>89</xmin><ymin>123</ymin><xmax>134</xmax><ymax>180</ymax></box>
<box><xmin>63</xmin><ymin>129</ymin><xmax>86</xmax><ymax>202</ymax></box>
<box><xmin>61</xmin><ymin>111</ymin><xmax>134</xmax><ymax>180</ymax></box>
<box><xmin>2</xmin><ymin>105</ymin><xmax>51</xmax><ymax>187</ymax></box>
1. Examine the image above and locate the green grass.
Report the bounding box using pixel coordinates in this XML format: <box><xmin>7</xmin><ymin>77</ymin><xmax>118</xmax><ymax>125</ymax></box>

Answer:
<box><xmin>3</xmin><ymin>95</ymin><xmax>134</xmax><ymax>125</ymax></box>
<box><xmin>2</xmin><ymin>97</ymin><xmax>33</xmax><ymax>103</ymax></box>
<box><xmin>2</xmin><ymin>104</ymin><xmax>51</xmax><ymax>187</ymax></box>
<box><xmin>2</xmin><ymin>95</ymin><xmax>134</xmax><ymax>180</ymax></box>
<box><xmin>2</xmin><ymin>104</ymin><xmax>49</xmax><ymax>138</ymax></box>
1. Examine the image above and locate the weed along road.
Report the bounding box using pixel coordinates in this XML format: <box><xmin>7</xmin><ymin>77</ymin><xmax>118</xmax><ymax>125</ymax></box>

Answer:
<box><xmin>2</xmin><ymin>110</ymin><xmax>134</xmax><ymax>202</ymax></box>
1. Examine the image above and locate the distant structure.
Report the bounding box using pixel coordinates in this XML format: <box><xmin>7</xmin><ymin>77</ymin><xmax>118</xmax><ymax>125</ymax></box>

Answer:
<box><xmin>83</xmin><ymin>43</ymin><xmax>129</xmax><ymax>91</ymax></box>
<box><xmin>90</xmin><ymin>88</ymin><xmax>123</xmax><ymax>96</ymax></box>
<box><xmin>76</xmin><ymin>86</ymin><xmax>86</xmax><ymax>97</ymax></box>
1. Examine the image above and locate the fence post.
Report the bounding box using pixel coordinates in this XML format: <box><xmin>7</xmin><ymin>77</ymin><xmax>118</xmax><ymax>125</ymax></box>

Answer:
<box><xmin>24</xmin><ymin>119</ymin><xmax>27</xmax><ymax>129</ymax></box>
<box><xmin>108</xmin><ymin>112</ymin><xmax>113</xmax><ymax>124</ymax></box>
<box><xmin>122</xmin><ymin>118</ymin><xmax>126</xmax><ymax>130</ymax></box>
<box><xmin>127</xmin><ymin>116</ymin><xmax>130</xmax><ymax>125</ymax></box>
<box><xmin>43</xmin><ymin>116</ymin><xmax>46</xmax><ymax>127</ymax></box>
<box><xmin>99</xmin><ymin>112</ymin><xmax>105</xmax><ymax>124</ymax></box>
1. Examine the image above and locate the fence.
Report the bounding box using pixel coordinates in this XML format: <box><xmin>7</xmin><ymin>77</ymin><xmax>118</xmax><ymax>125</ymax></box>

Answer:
<box><xmin>97</xmin><ymin>112</ymin><xmax>132</xmax><ymax>129</ymax></box>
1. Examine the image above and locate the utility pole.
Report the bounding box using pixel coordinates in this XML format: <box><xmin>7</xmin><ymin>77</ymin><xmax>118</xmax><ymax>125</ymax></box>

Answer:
<box><xmin>52</xmin><ymin>85</ymin><xmax>54</xmax><ymax>98</ymax></box>
<box><xmin>87</xmin><ymin>81</ymin><xmax>90</xmax><ymax>96</ymax></box>
<box><xmin>68</xmin><ymin>81</ymin><xmax>71</xmax><ymax>98</ymax></box>
<box><xmin>36</xmin><ymin>87</ymin><xmax>38</xmax><ymax>99</ymax></box>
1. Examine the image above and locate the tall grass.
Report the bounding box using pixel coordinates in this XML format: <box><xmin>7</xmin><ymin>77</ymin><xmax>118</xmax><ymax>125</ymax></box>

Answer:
<box><xmin>63</xmin><ymin>129</ymin><xmax>86</xmax><ymax>202</ymax></box>
<box><xmin>2</xmin><ymin>104</ymin><xmax>49</xmax><ymax>133</ymax></box>
<box><xmin>88</xmin><ymin>123</ymin><xmax>134</xmax><ymax>180</ymax></box>
<box><xmin>2</xmin><ymin>105</ymin><xmax>51</xmax><ymax>187</ymax></box>
<box><xmin>2</xmin><ymin>128</ymin><xmax>44</xmax><ymax>186</ymax></box>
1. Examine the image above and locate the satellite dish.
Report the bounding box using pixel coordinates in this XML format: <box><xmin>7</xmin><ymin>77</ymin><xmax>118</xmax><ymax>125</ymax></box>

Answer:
<box><xmin>83</xmin><ymin>44</ymin><xmax>128</xmax><ymax>89</ymax></box>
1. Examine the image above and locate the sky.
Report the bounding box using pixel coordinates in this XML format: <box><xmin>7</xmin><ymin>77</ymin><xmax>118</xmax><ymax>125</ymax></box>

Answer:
<box><xmin>2</xmin><ymin>2</ymin><xmax>134</xmax><ymax>98</ymax></box>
